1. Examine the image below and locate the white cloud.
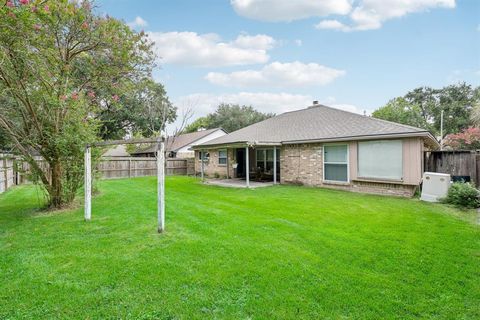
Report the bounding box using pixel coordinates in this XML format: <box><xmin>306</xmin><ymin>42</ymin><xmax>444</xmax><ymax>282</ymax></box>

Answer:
<box><xmin>315</xmin><ymin>20</ymin><xmax>351</xmax><ymax>32</ymax></box>
<box><xmin>205</xmin><ymin>61</ymin><xmax>345</xmax><ymax>88</ymax></box>
<box><xmin>294</xmin><ymin>39</ymin><xmax>303</xmax><ymax>46</ymax></box>
<box><xmin>148</xmin><ymin>32</ymin><xmax>275</xmax><ymax>67</ymax></box>
<box><xmin>316</xmin><ymin>0</ymin><xmax>456</xmax><ymax>32</ymax></box>
<box><xmin>231</xmin><ymin>0</ymin><xmax>351</xmax><ymax>22</ymax></box>
<box><xmin>231</xmin><ymin>0</ymin><xmax>456</xmax><ymax>31</ymax></box>
<box><xmin>232</xmin><ymin>34</ymin><xmax>276</xmax><ymax>50</ymax></box>
<box><xmin>127</xmin><ymin>16</ymin><xmax>148</xmax><ymax>28</ymax></box>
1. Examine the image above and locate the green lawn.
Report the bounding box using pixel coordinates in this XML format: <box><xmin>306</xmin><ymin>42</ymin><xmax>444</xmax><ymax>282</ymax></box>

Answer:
<box><xmin>1</xmin><ymin>176</ymin><xmax>479</xmax><ymax>319</ymax></box>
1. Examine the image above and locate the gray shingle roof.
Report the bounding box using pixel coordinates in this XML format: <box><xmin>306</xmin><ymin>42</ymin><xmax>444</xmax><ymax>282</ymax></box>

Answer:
<box><xmin>195</xmin><ymin>105</ymin><xmax>437</xmax><ymax>148</ymax></box>
<box><xmin>131</xmin><ymin>128</ymin><xmax>225</xmax><ymax>154</ymax></box>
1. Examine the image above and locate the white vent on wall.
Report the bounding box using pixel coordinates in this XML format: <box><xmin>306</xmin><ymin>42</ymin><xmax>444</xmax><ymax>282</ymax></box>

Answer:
<box><xmin>420</xmin><ymin>172</ymin><xmax>451</xmax><ymax>202</ymax></box>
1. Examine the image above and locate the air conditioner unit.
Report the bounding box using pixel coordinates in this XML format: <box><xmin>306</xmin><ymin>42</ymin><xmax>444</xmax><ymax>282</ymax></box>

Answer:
<box><xmin>420</xmin><ymin>172</ymin><xmax>451</xmax><ymax>202</ymax></box>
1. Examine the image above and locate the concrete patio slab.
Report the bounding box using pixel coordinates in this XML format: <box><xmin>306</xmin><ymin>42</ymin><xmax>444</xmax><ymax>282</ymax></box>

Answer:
<box><xmin>204</xmin><ymin>179</ymin><xmax>274</xmax><ymax>189</ymax></box>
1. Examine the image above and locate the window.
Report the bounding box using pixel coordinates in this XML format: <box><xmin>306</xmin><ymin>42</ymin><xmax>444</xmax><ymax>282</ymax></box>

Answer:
<box><xmin>256</xmin><ymin>149</ymin><xmax>280</xmax><ymax>173</ymax></box>
<box><xmin>218</xmin><ymin>149</ymin><xmax>227</xmax><ymax>165</ymax></box>
<box><xmin>198</xmin><ymin>151</ymin><xmax>209</xmax><ymax>160</ymax></box>
<box><xmin>358</xmin><ymin>140</ymin><xmax>402</xmax><ymax>180</ymax></box>
<box><xmin>323</xmin><ymin>145</ymin><xmax>348</xmax><ymax>182</ymax></box>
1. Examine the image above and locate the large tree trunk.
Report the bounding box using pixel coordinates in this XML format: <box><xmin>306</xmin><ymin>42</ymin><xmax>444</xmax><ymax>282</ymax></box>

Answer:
<box><xmin>48</xmin><ymin>161</ymin><xmax>63</xmax><ymax>208</ymax></box>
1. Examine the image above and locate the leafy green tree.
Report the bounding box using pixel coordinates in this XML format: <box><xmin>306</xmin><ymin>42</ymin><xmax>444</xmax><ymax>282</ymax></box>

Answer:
<box><xmin>0</xmin><ymin>0</ymin><xmax>156</xmax><ymax>208</ymax></box>
<box><xmin>185</xmin><ymin>104</ymin><xmax>274</xmax><ymax>133</ymax></box>
<box><xmin>184</xmin><ymin>116</ymin><xmax>210</xmax><ymax>133</ymax></box>
<box><xmin>373</xmin><ymin>83</ymin><xmax>479</xmax><ymax>137</ymax></box>
<box><xmin>97</xmin><ymin>79</ymin><xmax>176</xmax><ymax>140</ymax></box>
<box><xmin>372</xmin><ymin>97</ymin><xmax>428</xmax><ymax>129</ymax></box>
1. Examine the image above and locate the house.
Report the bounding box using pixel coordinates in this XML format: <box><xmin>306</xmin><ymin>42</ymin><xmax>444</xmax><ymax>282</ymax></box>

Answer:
<box><xmin>192</xmin><ymin>104</ymin><xmax>439</xmax><ymax>197</ymax></box>
<box><xmin>102</xmin><ymin>145</ymin><xmax>130</xmax><ymax>157</ymax></box>
<box><xmin>130</xmin><ymin>128</ymin><xmax>227</xmax><ymax>158</ymax></box>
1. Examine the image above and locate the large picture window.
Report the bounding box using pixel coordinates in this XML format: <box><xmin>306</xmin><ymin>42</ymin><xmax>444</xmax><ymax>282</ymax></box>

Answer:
<box><xmin>218</xmin><ymin>149</ymin><xmax>227</xmax><ymax>165</ymax></box>
<box><xmin>323</xmin><ymin>145</ymin><xmax>348</xmax><ymax>182</ymax></box>
<box><xmin>358</xmin><ymin>140</ymin><xmax>402</xmax><ymax>180</ymax></box>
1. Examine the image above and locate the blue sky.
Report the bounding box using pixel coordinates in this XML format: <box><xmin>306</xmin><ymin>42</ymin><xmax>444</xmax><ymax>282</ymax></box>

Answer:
<box><xmin>97</xmin><ymin>0</ymin><xmax>480</xmax><ymax>130</ymax></box>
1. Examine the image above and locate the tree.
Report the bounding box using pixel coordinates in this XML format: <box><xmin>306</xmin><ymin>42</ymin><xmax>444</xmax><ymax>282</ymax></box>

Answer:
<box><xmin>184</xmin><ymin>116</ymin><xmax>210</xmax><ymax>133</ymax></box>
<box><xmin>97</xmin><ymin>79</ymin><xmax>176</xmax><ymax>140</ymax></box>
<box><xmin>373</xmin><ymin>83</ymin><xmax>479</xmax><ymax>137</ymax></box>
<box><xmin>372</xmin><ymin>97</ymin><xmax>428</xmax><ymax>129</ymax></box>
<box><xmin>185</xmin><ymin>104</ymin><xmax>274</xmax><ymax>133</ymax></box>
<box><xmin>444</xmin><ymin>127</ymin><xmax>480</xmax><ymax>150</ymax></box>
<box><xmin>0</xmin><ymin>0</ymin><xmax>156</xmax><ymax>208</ymax></box>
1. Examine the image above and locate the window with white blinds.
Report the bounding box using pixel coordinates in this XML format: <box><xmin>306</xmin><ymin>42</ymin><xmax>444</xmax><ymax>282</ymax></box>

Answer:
<box><xmin>358</xmin><ymin>140</ymin><xmax>403</xmax><ymax>180</ymax></box>
<box><xmin>323</xmin><ymin>145</ymin><xmax>348</xmax><ymax>182</ymax></box>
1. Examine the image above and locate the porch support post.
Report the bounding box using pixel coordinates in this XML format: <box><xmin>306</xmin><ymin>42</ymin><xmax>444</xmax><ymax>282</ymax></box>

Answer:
<box><xmin>84</xmin><ymin>146</ymin><xmax>92</xmax><ymax>221</ymax></box>
<box><xmin>273</xmin><ymin>147</ymin><xmax>277</xmax><ymax>184</ymax></box>
<box><xmin>226</xmin><ymin>148</ymin><xmax>229</xmax><ymax>179</ymax></box>
<box><xmin>201</xmin><ymin>150</ymin><xmax>205</xmax><ymax>182</ymax></box>
<box><xmin>245</xmin><ymin>146</ymin><xmax>250</xmax><ymax>188</ymax></box>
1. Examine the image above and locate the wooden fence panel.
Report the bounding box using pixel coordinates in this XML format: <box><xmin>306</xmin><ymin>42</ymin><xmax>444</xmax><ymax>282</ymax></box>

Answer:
<box><xmin>0</xmin><ymin>156</ymin><xmax>15</xmax><ymax>193</ymax></box>
<box><xmin>0</xmin><ymin>156</ymin><xmax>194</xmax><ymax>191</ymax></box>
<box><xmin>424</xmin><ymin>151</ymin><xmax>479</xmax><ymax>186</ymax></box>
<box><xmin>98</xmin><ymin>157</ymin><xmax>191</xmax><ymax>179</ymax></box>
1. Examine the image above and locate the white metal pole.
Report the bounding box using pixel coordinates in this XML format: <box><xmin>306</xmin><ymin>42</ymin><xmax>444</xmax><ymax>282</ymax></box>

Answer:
<box><xmin>84</xmin><ymin>146</ymin><xmax>91</xmax><ymax>221</ymax></box>
<box><xmin>201</xmin><ymin>150</ymin><xmax>205</xmax><ymax>182</ymax></box>
<box><xmin>157</xmin><ymin>141</ymin><xmax>165</xmax><ymax>233</ymax></box>
<box><xmin>440</xmin><ymin>110</ymin><xmax>444</xmax><ymax>150</ymax></box>
<box><xmin>273</xmin><ymin>147</ymin><xmax>277</xmax><ymax>184</ymax></box>
<box><xmin>245</xmin><ymin>146</ymin><xmax>250</xmax><ymax>188</ymax></box>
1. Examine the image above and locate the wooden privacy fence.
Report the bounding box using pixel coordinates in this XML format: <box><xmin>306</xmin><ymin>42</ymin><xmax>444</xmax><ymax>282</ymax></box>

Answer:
<box><xmin>0</xmin><ymin>154</ymin><xmax>15</xmax><ymax>193</ymax></box>
<box><xmin>424</xmin><ymin>150</ymin><xmax>480</xmax><ymax>187</ymax></box>
<box><xmin>0</xmin><ymin>156</ymin><xmax>195</xmax><ymax>192</ymax></box>
<box><xmin>95</xmin><ymin>157</ymin><xmax>195</xmax><ymax>179</ymax></box>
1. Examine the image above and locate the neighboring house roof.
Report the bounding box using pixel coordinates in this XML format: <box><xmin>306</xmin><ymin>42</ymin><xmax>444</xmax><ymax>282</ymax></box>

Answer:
<box><xmin>194</xmin><ymin>104</ymin><xmax>439</xmax><ymax>148</ymax></box>
<box><xmin>130</xmin><ymin>128</ymin><xmax>226</xmax><ymax>154</ymax></box>
<box><xmin>102</xmin><ymin>145</ymin><xmax>130</xmax><ymax>157</ymax></box>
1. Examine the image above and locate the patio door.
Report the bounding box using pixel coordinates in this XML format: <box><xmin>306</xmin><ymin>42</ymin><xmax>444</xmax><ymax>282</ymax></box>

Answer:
<box><xmin>235</xmin><ymin>148</ymin><xmax>245</xmax><ymax>178</ymax></box>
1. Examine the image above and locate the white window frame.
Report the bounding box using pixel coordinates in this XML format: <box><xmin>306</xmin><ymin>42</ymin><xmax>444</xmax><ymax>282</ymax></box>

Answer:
<box><xmin>256</xmin><ymin>148</ymin><xmax>279</xmax><ymax>172</ymax></box>
<box><xmin>323</xmin><ymin>144</ymin><xmax>349</xmax><ymax>183</ymax></box>
<box><xmin>218</xmin><ymin>149</ymin><xmax>227</xmax><ymax>165</ymax></box>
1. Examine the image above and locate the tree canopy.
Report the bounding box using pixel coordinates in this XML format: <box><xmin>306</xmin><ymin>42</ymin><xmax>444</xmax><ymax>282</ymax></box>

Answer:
<box><xmin>185</xmin><ymin>103</ymin><xmax>274</xmax><ymax>133</ymax></box>
<box><xmin>0</xmin><ymin>0</ymin><xmax>169</xmax><ymax>207</ymax></box>
<box><xmin>372</xmin><ymin>83</ymin><xmax>480</xmax><ymax>137</ymax></box>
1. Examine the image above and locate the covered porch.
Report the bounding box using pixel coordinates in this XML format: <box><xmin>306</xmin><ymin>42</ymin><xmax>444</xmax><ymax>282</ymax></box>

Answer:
<box><xmin>198</xmin><ymin>143</ymin><xmax>281</xmax><ymax>188</ymax></box>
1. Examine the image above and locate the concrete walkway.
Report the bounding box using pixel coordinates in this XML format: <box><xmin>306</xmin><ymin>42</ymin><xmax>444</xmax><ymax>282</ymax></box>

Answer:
<box><xmin>204</xmin><ymin>178</ymin><xmax>274</xmax><ymax>189</ymax></box>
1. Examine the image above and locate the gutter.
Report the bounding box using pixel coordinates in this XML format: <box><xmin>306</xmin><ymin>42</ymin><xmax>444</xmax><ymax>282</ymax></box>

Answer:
<box><xmin>191</xmin><ymin>131</ymin><xmax>440</xmax><ymax>150</ymax></box>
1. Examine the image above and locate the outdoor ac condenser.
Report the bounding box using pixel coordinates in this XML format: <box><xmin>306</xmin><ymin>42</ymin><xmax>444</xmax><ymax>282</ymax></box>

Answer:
<box><xmin>420</xmin><ymin>172</ymin><xmax>451</xmax><ymax>202</ymax></box>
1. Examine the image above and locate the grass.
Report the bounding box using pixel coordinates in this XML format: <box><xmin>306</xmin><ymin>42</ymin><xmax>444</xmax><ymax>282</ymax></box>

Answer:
<box><xmin>0</xmin><ymin>176</ymin><xmax>479</xmax><ymax>319</ymax></box>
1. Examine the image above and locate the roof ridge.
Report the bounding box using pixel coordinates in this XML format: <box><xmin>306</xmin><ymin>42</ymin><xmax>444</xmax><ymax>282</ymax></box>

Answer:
<box><xmin>317</xmin><ymin>104</ymin><xmax>428</xmax><ymax>132</ymax></box>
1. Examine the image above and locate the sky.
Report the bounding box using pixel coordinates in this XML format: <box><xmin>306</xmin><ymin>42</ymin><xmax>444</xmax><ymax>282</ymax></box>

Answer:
<box><xmin>96</xmin><ymin>0</ymin><xmax>480</xmax><ymax>131</ymax></box>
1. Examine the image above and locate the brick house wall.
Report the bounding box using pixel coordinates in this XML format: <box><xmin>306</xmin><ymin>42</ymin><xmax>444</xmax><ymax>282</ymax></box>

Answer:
<box><xmin>194</xmin><ymin>149</ymin><xmax>235</xmax><ymax>178</ymax></box>
<box><xmin>195</xmin><ymin>138</ymin><xmax>422</xmax><ymax>197</ymax></box>
<box><xmin>280</xmin><ymin>140</ymin><xmax>419</xmax><ymax>197</ymax></box>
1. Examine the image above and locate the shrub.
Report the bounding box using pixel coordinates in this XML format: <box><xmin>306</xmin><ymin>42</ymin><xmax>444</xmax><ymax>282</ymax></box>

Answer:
<box><xmin>442</xmin><ymin>182</ymin><xmax>480</xmax><ymax>209</ymax></box>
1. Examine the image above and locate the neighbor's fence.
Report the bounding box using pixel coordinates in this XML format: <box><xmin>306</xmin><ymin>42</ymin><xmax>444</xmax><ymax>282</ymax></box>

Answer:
<box><xmin>424</xmin><ymin>150</ymin><xmax>480</xmax><ymax>187</ymax></box>
<box><xmin>0</xmin><ymin>155</ymin><xmax>195</xmax><ymax>192</ymax></box>
<box><xmin>98</xmin><ymin>157</ymin><xmax>195</xmax><ymax>179</ymax></box>
<box><xmin>0</xmin><ymin>154</ymin><xmax>15</xmax><ymax>193</ymax></box>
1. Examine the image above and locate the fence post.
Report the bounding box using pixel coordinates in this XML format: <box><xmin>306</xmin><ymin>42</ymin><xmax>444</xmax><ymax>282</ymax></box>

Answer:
<box><xmin>128</xmin><ymin>159</ymin><xmax>131</xmax><ymax>178</ymax></box>
<box><xmin>3</xmin><ymin>158</ymin><xmax>7</xmax><ymax>192</ymax></box>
